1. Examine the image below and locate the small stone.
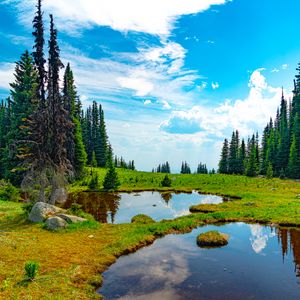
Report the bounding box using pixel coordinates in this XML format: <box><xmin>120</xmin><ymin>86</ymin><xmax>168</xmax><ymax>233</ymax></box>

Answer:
<box><xmin>45</xmin><ymin>216</ymin><xmax>67</xmax><ymax>231</ymax></box>
<box><xmin>56</xmin><ymin>214</ymin><xmax>87</xmax><ymax>223</ymax></box>
<box><xmin>88</xmin><ymin>235</ymin><xmax>94</xmax><ymax>239</ymax></box>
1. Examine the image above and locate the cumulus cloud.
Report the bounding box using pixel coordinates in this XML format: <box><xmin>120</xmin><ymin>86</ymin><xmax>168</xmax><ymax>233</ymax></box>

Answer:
<box><xmin>7</xmin><ymin>0</ymin><xmax>227</xmax><ymax>36</ymax></box>
<box><xmin>0</xmin><ymin>63</ymin><xmax>14</xmax><ymax>90</ymax></box>
<box><xmin>161</xmin><ymin>69</ymin><xmax>290</xmax><ymax>137</ymax></box>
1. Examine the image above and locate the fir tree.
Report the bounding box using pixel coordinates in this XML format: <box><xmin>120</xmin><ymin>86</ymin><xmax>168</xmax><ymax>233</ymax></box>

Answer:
<box><xmin>62</xmin><ymin>63</ymin><xmax>87</xmax><ymax>177</ymax></box>
<box><xmin>103</xmin><ymin>145</ymin><xmax>120</xmax><ymax>190</ymax></box>
<box><xmin>5</xmin><ymin>51</ymin><xmax>38</xmax><ymax>184</ymax></box>
<box><xmin>219</xmin><ymin>138</ymin><xmax>229</xmax><ymax>174</ymax></box>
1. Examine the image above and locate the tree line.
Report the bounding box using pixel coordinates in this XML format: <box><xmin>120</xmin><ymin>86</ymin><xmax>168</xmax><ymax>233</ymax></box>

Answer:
<box><xmin>152</xmin><ymin>161</ymin><xmax>214</xmax><ymax>174</ymax></box>
<box><xmin>219</xmin><ymin>66</ymin><xmax>300</xmax><ymax>179</ymax></box>
<box><xmin>0</xmin><ymin>0</ymin><xmax>122</xmax><ymax>200</ymax></box>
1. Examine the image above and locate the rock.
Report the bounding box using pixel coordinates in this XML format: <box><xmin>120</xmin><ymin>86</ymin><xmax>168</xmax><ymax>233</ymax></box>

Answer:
<box><xmin>45</xmin><ymin>216</ymin><xmax>67</xmax><ymax>230</ymax></box>
<box><xmin>56</xmin><ymin>214</ymin><xmax>87</xmax><ymax>224</ymax></box>
<box><xmin>88</xmin><ymin>235</ymin><xmax>94</xmax><ymax>239</ymax></box>
<box><xmin>50</xmin><ymin>188</ymin><xmax>68</xmax><ymax>205</ymax></box>
<box><xmin>28</xmin><ymin>202</ymin><xmax>65</xmax><ymax>223</ymax></box>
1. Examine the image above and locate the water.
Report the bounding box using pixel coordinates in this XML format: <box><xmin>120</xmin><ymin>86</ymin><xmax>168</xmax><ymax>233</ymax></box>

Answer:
<box><xmin>65</xmin><ymin>191</ymin><xmax>223</xmax><ymax>223</ymax></box>
<box><xmin>99</xmin><ymin>223</ymin><xmax>300</xmax><ymax>300</ymax></box>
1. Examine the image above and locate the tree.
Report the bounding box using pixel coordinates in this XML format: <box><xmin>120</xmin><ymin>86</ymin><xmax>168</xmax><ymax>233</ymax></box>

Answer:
<box><xmin>4</xmin><ymin>51</ymin><xmax>38</xmax><ymax>185</ymax></box>
<box><xmin>63</xmin><ymin>63</ymin><xmax>87</xmax><ymax>178</ymax></box>
<box><xmin>161</xmin><ymin>174</ymin><xmax>172</xmax><ymax>187</ymax></box>
<box><xmin>103</xmin><ymin>145</ymin><xmax>120</xmax><ymax>190</ymax></box>
<box><xmin>219</xmin><ymin>138</ymin><xmax>229</xmax><ymax>174</ymax></box>
<box><xmin>32</xmin><ymin>0</ymin><xmax>46</xmax><ymax>104</ymax></box>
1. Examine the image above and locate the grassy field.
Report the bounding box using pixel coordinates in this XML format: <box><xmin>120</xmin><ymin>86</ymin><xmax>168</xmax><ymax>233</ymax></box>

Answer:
<box><xmin>1</xmin><ymin>169</ymin><xmax>300</xmax><ymax>299</ymax></box>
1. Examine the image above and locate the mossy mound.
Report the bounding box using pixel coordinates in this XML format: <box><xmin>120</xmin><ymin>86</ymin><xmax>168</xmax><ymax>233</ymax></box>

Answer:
<box><xmin>197</xmin><ymin>230</ymin><xmax>229</xmax><ymax>247</ymax></box>
<box><xmin>131</xmin><ymin>214</ymin><xmax>155</xmax><ymax>224</ymax></box>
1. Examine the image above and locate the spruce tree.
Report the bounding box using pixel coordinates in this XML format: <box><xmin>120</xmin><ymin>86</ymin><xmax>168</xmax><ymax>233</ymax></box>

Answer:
<box><xmin>219</xmin><ymin>138</ymin><xmax>229</xmax><ymax>174</ymax></box>
<box><xmin>5</xmin><ymin>51</ymin><xmax>38</xmax><ymax>184</ymax></box>
<box><xmin>103</xmin><ymin>145</ymin><xmax>120</xmax><ymax>190</ymax></box>
<box><xmin>63</xmin><ymin>63</ymin><xmax>87</xmax><ymax>177</ymax></box>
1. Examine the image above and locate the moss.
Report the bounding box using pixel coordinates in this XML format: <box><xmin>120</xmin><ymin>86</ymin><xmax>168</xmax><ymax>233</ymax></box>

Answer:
<box><xmin>197</xmin><ymin>230</ymin><xmax>229</xmax><ymax>247</ymax></box>
<box><xmin>131</xmin><ymin>214</ymin><xmax>155</xmax><ymax>224</ymax></box>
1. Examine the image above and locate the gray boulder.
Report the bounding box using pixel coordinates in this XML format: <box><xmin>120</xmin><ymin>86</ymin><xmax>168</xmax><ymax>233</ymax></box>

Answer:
<box><xmin>45</xmin><ymin>216</ymin><xmax>67</xmax><ymax>231</ymax></box>
<box><xmin>50</xmin><ymin>188</ymin><xmax>68</xmax><ymax>205</ymax></box>
<box><xmin>56</xmin><ymin>214</ymin><xmax>87</xmax><ymax>223</ymax></box>
<box><xmin>28</xmin><ymin>202</ymin><xmax>65</xmax><ymax>223</ymax></box>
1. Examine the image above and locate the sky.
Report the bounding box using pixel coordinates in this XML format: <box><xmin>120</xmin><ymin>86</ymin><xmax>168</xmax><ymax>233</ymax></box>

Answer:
<box><xmin>0</xmin><ymin>0</ymin><xmax>300</xmax><ymax>172</ymax></box>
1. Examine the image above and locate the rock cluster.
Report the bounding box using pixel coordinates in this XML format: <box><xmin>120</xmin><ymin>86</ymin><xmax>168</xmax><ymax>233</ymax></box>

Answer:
<box><xmin>28</xmin><ymin>202</ymin><xmax>87</xmax><ymax>230</ymax></box>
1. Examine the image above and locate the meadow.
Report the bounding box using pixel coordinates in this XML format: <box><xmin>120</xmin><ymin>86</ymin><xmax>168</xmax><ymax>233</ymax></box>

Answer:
<box><xmin>1</xmin><ymin>169</ymin><xmax>300</xmax><ymax>299</ymax></box>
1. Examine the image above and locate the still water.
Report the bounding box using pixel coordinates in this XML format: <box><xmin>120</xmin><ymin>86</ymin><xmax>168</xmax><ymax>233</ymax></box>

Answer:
<box><xmin>65</xmin><ymin>191</ymin><xmax>223</xmax><ymax>223</ymax></box>
<box><xmin>99</xmin><ymin>223</ymin><xmax>300</xmax><ymax>300</ymax></box>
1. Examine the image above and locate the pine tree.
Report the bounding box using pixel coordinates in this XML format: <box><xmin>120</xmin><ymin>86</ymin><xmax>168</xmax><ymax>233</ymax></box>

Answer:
<box><xmin>32</xmin><ymin>0</ymin><xmax>46</xmax><ymax>104</ymax></box>
<box><xmin>219</xmin><ymin>138</ymin><xmax>229</xmax><ymax>174</ymax></box>
<box><xmin>288</xmin><ymin>113</ymin><xmax>300</xmax><ymax>178</ymax></box>
<box><xmin>103</xmin><ymin>145</ymin><xmax>120</xmax><ymax>190</ymax></box>
<box><xmin>63</xmin><ymin>63</ymin><xmax>87</xmax><ymax>177</ymax></box>
<box><xmin>5</xmin><ymin>51</ymin><xmax>38</xmax><ymax>184</ymax></box>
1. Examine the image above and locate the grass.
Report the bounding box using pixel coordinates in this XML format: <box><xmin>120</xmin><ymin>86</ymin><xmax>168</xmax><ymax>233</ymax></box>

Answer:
<box><xmin>196</xmin><ymin>230</ymin><xmax>229</xmax><ymax>247</ymax></box>
<box><xmin>1</xmin><ymin>169</ymin><xmax>300</xmax><ymax>299</ymax></box>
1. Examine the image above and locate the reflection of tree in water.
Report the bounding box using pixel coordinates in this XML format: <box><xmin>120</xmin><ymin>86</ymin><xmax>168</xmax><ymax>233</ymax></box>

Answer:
<box><xmin>161</xmin><ymin>193</ymin><xmax>172</xmax><ymax>205</ymax></box>
<box><xmin>65</xmin><ymin>192</ymin><xmax>121</xmax><ymax>223</ymax></box>
<box><xmin>277</xmin><ymin>227</ymin><xmax>300</xmax><ymax>277</ymax></box>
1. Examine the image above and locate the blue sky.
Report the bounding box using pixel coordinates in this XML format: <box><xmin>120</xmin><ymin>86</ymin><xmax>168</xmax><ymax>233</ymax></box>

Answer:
<box><xmin>0</xmin><ymin>0</ymin><xmax>299</xmax><ymax>172</ymax></box>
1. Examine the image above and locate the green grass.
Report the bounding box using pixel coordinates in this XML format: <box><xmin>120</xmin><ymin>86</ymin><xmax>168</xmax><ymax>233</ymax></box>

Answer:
<box><xmin>1</xmin><ymin>170</ymin><xmax>300</xmax><ymax>299</ymax></box>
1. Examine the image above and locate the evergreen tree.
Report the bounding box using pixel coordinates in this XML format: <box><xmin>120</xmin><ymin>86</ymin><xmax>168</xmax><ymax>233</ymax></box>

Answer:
<box><xmin>63</xmin><ymin>63</ymin><xmax>87</xmax><ymax>177</ymax></box>
<box><xmin>103</xmin><ymin>145</ymin><xmax>120</xmax><ymax>190</ymax></box>
<box><xmin>32</xmin><ymin>0</ymin><xmax>46</xmax><ymax>104</ymax></box>
<box><xmin>5</xmin><ymin>51</ymin><xmax>38</xmax><ymax>184</ymax></box>
<box><xmin>219</xmin><ymin>138</ymin><xmax>229</xmax><ymax>174</ymax></box>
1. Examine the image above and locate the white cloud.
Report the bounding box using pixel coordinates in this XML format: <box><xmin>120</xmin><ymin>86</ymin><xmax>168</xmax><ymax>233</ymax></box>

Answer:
<box><xmin>161</xmin><ymin>69</ymin><xmax>290</xmax><ymax>137</ymax></box>
<box><xmin>212</xmin><ymin>82</ymin><xmax>219</xmax><ymax>89</ymax></box>
<box><xmin>117</xmin><ymin>76</ymin><xmax>154</xmax><ymax>97</ymax></box>
<box><xmin>282</xmin><ymin>64</ymin><xmax>288</xmax><ymax>70</ymax></box>
<box><xmin>144</xmin><ymin>100</ymin><xmax>152</xmax><ymax>105</ymax></box>
<box><xmin>0</xmin><ymin>63</ymin><xmax>14</xmax><ymax>90</ymax></box>
<box><xmin>162</xmin><ymin>100</ymin><xmax>171</xmax><ymax>110</ymax></box>
<box><xmin>271</xmin><ymin>68</ymin><xmax>279</xmax><ymax>73</ymax></box>
<box><xmin>8</xmin><ymin>0</ymin><xmax>227</xmax><ymax>36</ymax></box>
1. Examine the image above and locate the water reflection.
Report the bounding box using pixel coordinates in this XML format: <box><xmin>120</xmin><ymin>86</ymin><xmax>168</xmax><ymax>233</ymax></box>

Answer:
<box><xmin>99</xmin><ymin>223</ymin><xmax>300</xmax><ymax>300</ymax></box>
<box><xmin>65</xmin><ymin>191</ymin><xmax>223</xmax><ymax>224</ymax></box>
<box><xmin>278</xmin><ymin>227</ymin><xmax>300</xmax><ymax>277</ymax></box>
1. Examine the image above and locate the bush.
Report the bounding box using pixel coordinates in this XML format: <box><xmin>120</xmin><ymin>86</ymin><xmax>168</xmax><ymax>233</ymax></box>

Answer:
<box><xmin>24</xmin><ymin>261</ymin><xmax>39</xmax><ymax>281</ymax></box>
<box><xmin>0</xmin><ymin>180</ymin><xmax>20</xmax><ymax>202</ymax></box>
<box><xmin>22</xmin><ymin>202</ymin><xmax>35</xmax><ymax>217</ymax></box>
<box><xmin>161</xmin><ymin>175</ymin><xmax>172</xmax><ymax>187</ymax></box>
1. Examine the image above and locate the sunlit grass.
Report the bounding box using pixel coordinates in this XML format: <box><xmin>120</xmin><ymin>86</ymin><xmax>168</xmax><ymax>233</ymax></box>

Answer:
<box><xmin>1</xmin><ymin>170</ymin><xmax>300</xmax><ymax>299</ymax></box>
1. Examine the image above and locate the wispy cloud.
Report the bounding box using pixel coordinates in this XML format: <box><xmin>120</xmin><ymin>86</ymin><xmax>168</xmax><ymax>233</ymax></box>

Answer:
<box><xmin>0</xmin><ymin>63</ymin><xmax>14</xmax><ymax>90</ymax></box>
<box><xmin>6</xmin><ymin>0</ymin><xmax>228</xmax><ymax>36</ymax></box>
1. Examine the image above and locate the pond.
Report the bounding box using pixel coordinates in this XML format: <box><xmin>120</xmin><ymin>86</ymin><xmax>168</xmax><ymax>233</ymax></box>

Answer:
<box><xmin>65</xmin><ymin>191</ymin><xmax>224</xmax><ymax>223</ymax></box>
<box><xmin>99</xmin><ymin>223</ymin><xmax>300</xmax><ymax>300</ymax></box>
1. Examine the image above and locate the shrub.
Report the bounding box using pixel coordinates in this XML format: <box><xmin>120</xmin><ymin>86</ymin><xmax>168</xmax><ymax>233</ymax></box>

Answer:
<box><xmin>161</xmin><ymin>175</ymin><xmax>172</xmax><ymax>187</ymax></box>
<box><xmin>0</xmin><ymin>180</ymin><xmax>20</xmax><ymax>202</ymax></box>
<box><xmin>24</xmin><ymin>261</ymin><xmax>39</xmax><ymax>281</ymax></box>
<box><xmin>22</xmin><ymin>202</ymin><xmax>35</xmax><ymax>217</ymax></box>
